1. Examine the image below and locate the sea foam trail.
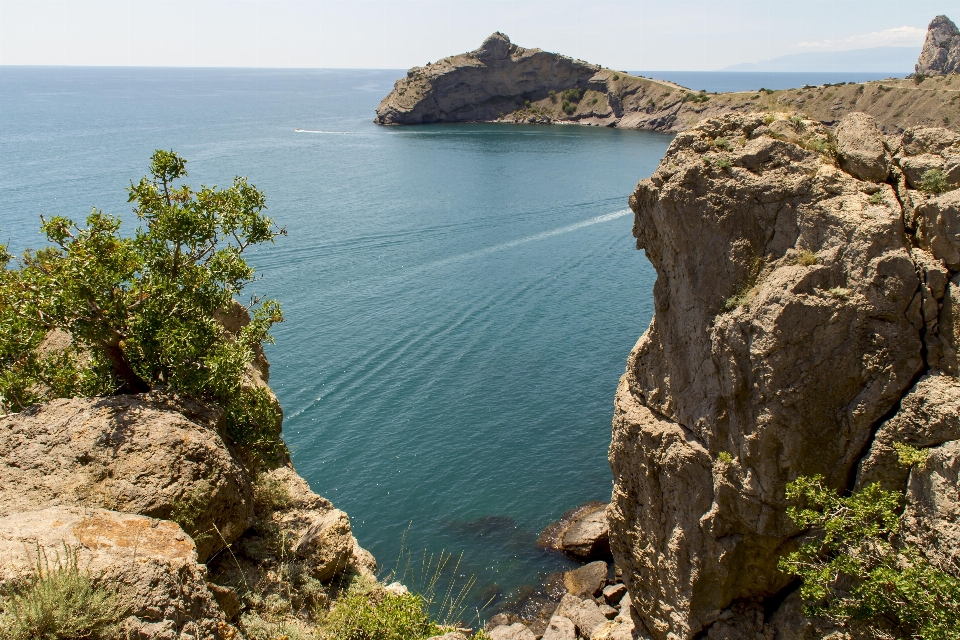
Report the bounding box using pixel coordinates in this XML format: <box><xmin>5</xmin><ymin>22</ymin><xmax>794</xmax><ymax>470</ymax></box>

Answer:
<box><xmin>294</xmin><ymin>129</ymin><xmax>353</xmax><ymax>134</ymax></box>
<box><xmin>428</xmin><ymin>208</ymin><xmax>633</xmax><ymax>269</ymax></box>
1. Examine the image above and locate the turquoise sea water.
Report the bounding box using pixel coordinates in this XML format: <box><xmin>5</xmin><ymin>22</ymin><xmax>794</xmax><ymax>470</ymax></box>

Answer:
<box><xmin>0</xmin><ymin>67</ymin><xmax>668</xmax><ymax>606</ymax></box>
<box><xmin>1</xmin><ymin>67</ymin><xmax>892</xmax><ymax>608</ymax></box>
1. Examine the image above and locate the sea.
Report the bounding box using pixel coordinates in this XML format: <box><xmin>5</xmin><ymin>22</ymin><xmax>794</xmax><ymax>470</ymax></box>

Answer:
<box><xmin>0</xmin><ymin>67</ymin><xmax>903</xmax><ymax>613</ymax></box>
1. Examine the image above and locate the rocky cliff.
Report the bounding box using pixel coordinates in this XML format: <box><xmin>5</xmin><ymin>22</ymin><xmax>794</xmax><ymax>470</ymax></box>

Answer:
<box><xmin>916</xmin><ymin>15</ymin><xmax>960</xmax><ymax>76</ymax></box>
<box><xmin>608</xmin><ymin>111</ymin><xmax>960</xmax><ymax>639</ymax></box>
<box><xmin>0</xmin><ymin>308</ymin><xmax>375</xmax><ymax>639</ymax></box>
<box><xmin>376</xmin><ymin>29</ymin><xmax>960</xmax><ymax>134</ymax></box>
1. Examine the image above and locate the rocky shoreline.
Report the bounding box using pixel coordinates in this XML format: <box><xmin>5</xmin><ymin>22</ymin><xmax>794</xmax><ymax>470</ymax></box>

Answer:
<box><xmin>376</xmin><ymin>18</ymin><xmax>960</xmax><ymax>135</ymax></box>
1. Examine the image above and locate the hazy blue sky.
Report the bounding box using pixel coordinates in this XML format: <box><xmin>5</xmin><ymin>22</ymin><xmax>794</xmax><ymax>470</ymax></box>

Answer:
<box><xmin>0</xmin><ymin>0</ymin><xmax>954</xmax><ymax>70</ymax></box>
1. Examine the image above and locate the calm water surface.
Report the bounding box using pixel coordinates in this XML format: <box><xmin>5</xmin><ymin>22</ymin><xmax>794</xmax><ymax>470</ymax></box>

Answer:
<box><xmin>1</xmin><ymin>66</ymin><xmax>669</xmax><ymax>605</ymax></box>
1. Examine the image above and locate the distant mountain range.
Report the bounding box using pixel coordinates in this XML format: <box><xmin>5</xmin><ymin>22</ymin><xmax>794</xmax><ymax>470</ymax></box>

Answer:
<box><xmin>722</xmin><ymin>47</ymin><xmax>921</xmax><ymax>72</ymax></box>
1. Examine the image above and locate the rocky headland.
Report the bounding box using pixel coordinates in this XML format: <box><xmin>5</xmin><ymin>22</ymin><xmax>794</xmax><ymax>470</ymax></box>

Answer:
<box><xmin>376</xmin><ymin>17</ymin><xmax>960</xmax><ymax>134</ymax></box>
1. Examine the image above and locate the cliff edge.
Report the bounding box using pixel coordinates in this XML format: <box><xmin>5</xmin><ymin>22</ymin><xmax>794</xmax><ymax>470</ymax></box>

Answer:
<box><xmin>609</xmin><ymin>111</ymin><xmax>960</xmax><ymax>638</ymax></box>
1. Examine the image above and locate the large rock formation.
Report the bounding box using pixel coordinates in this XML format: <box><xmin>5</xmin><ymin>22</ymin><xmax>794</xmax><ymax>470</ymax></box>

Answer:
<box><xmin>916</xmin><ymin>15</ymin><xmax>960</xmax><ymax>76</ymax></box>
<box><xmin>609</xmin><ymin>111</ymin><xmax>960</xmax><ymax>638</ymax></box>
<box><xmin>376</xmin><ymin>28</ymin><xmax>960</xmax><ymax>134</ymax></box>
<box><xmin>375</xmin><ymin>32</ymin><xmax>600</xmax><ymax>125</ymax></box>
<box><xmin>0</xmin><ymin>393</ymin><xmax>252</xmax><ymax>562</ymax></box>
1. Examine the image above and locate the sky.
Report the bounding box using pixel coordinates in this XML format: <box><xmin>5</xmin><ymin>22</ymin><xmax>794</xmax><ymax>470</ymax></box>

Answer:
<box><xmin>0</xmin><ymin>0</ymin><xmax>955</xmax><ymax>70</ymax></box>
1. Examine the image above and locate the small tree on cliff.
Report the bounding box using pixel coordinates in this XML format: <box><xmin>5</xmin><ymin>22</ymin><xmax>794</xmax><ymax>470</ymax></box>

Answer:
<box><xmin>0</xmin><ymin>150</ymin><xmax>285</xmax><ymax>458</ymax></box>
<box><xmin>780</xmin><ymin>471</ymin><xmax>960</xmax><ymax>639</ymax></box>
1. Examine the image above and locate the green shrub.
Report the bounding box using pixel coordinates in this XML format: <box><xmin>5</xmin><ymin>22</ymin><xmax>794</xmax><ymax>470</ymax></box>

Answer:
<box><xmin>791</xmin><ymin>250</ymin><xmax>817</xmax><ymax>266</ymax></box>
<box><xmin>893</xmin><ymin>442</ymin><xmax>929</xmax><ymax>469</ymax></box>
<box><xmin>682</xmin><ymin>90</ymin><xmax>710</xmax><ymax>104</ymax></box>
<box><xmin>548</xmin><ymin>89</ymin><xmax>556</xmax><ymax>102</ymax></box>
<box><xmin>524</xmin><ymin>99</ymin><xmax>531</xmax><ymax>108</ymax></box>
<box><xmin>827</xmin><ymin>286</ymin><xmax>852</xmax><ymax>300</ymax></box>
<box><xmin>915</xmin><ymin>73</ymin><xmax>928</xmax><ymax>85</ymax></box>
<box><xmin>920</xmin><ymin>169</ymin><xmax>949</xmax><ymax>194</ymax></box>
<box><xmin>321</xmin><ymin>589</ymin><xmax>441</xmax><ymax>640</ymax></box>
<box><xmin>0</xmin><ymin>151</ymin><xmax>285</xmax><ymax>462</ymax></box>
<box><xmin>868</xmin><ymin>191</ymin><xmax>884</xmax><ymax>205</ymax></box>
<box><xmin>779</xmin><ymin>475</ymin><xmax>960</xmax><ymax>639</ymax></box>
<box><xmin>0</xmin><ymin>546</ymin><xmax>129</xmax><ymax>640</ymax></box>
<box><xmin>253</xmin><ymin>472</ymin><xmax>293</xmax><ymax>513</ymax></box>
<box><xmin>713</xmin><ymin>137</ymin><xmax>731</xmax><ymax>150</ymax></box>
<box><xmin>560</xmin><ymin>88</ymin><xmax>582</xmax><ymax>104</ymax></box>
<box><xmin>612</xmin><ymin>73</ymin><xmax>620</xmax><ymax>80</ymax></box>
<box><xmin>717</xmin><ymin>451</ymin><xmax>733</xmax><ymax>464</ymax></box>
<box><xmin>561</xmin><ymin>100</ymin><xmax>575</xmax><ymax>115</ymax></box>
<box><xmin>715</xmin><ymin>156</ymin><xmax>733</xmax><ymax>171</ymax></box>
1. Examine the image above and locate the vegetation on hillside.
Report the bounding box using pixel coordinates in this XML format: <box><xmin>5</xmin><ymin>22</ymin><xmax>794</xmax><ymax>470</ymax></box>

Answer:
<box><xmin>0</xmin><ymin>150</ymin><xmax>285</xmax><ymax>460</ymax></box>
<box><xmin>781</xmin><ymin>464</ymin><xmax>960</xmax><ymax>639</ymax></box>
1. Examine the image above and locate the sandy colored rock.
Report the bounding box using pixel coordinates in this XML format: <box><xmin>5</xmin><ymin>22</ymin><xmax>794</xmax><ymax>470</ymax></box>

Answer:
<box><xmin>560</xmin><ymin>504</ymin><xmax>611</xmax><ymax>561</ymax></box>
<box><xmin>541</xmin><ymin>615</ymin><xmax>577</xmax><ymax>640</ymax></box>
<box><xmin>917</xmin><ymin>190</ymin><xmax>960</xmax><ymax>269</ymax></box>
<box><xmin>903</xmin><ymin>439</ymin><xmax>960</xmax><ymax>571</ymax></box>
<box><xmin>489</xmin><ymin>622</ymin><xmax>537</xmax><ymax>640</ymax></box>
<box><xmin>836</xmin><ymin>112</ymin><xmax>890</xmax><ymax>182</ymax></box>
<box><xmin>857</xmin><ymin>373</ymin><xmax>960</xmax><ymax>492</ymax></box>
<box><xmin>602</xmin><ymin>583</ymin><xmax>627</xmax><ymax>605</ymax></box>
<box><xmin>0</xmin><ymin>506</ymin><xmax>233</xmax><ymax>639</ymax></box>
<box><xmin>610</xmin><ymin>113</ymin><xmax>926</xmax><ymax>639</ymax></box>
<box><xmin>556</xmin><ymin>593</ymin><xmax>609</xmax><ymax>638</ymax></box>
<box><xmin>429</xmin><ymin>633</ymin><xmax>469</xmax><ymax>640</ymax></box>
<box><xmin>563</xmin><ymin>560</ymin><xmax>608</xmax><ymax>598</ymax></box>
<box><xmin>916</xmin><ymin>15</ymin><xmax>960</xmax><ymax>76</ymax></box>
<box><xmin>0</xmin><ymin>393</ymin><xmax>252</xmax><ymax>561</ymax></box>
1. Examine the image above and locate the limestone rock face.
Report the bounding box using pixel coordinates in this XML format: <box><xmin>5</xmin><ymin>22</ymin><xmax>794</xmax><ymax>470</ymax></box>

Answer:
<box><xmin>0</xmin><ymin>393</ymin><xmax>252</xmax><ymax>561</ymax></box>
<box><xmin>375</xmin><ymin>32</ymin><xmax>599</xmax><ymax>125</ymax></box>
<box><xmin>0</xmin><ymin>506</ymin><xmax>233</xmax><ymax>639</ymax></box>
<box><xmin>916</xmin><ymin>15</ymin><xmax>960</xmax><ymax>76</ymax></box>
<box><xmin>610</xmin><ymin>112</ymin><xmax>931</xmax><ymax>639</ymax></box>
<box><xmin>836</xmin><ymin>112</ymin><xmax>891</xmax><ymax>182</ymax></box>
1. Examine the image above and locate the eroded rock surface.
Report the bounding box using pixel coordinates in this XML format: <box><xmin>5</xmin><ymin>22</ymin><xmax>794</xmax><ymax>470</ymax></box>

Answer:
<box><xmin>0</xmin><ymin>506</ymin><xmax>234</xmax><ymax>639</ymax></box>
<box><xmin>0</xmin><ymin>393</ymin><xmax>252</xmax><ymax>561</ymax></box>
<box><xmin>916</xmin><ymin>14</ymin><xmax>960</xmax><ymax>76</ymax></box>
<box><xmin>608</xmin><ymin>111</ymin><xmax>960</xmax><ymax>639</ymax></box>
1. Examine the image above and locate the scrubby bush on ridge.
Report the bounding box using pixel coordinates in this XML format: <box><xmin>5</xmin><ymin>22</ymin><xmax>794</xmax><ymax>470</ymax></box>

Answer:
<box><xmin>0</xmin><ymin>150</ymin><xmax>286</xmax><ymax>461</ymax></box>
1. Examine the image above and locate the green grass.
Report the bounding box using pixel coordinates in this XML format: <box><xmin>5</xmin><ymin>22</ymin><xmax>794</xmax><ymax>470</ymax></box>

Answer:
<box><xmin>252</xmin><ymin>472</ymin><xmax>292</xmax><ymax>513</ymax></box>
<box><xmin>714</xmin><ymin>156</ymin><xmax>732</xmax><ymax>171</ymax></box>
<box><xmin>791</xmin><ymin>250</ymin><xmax>817</xmax><ymax>266</ymax></box>
<box><xmin>920</xmin><ymin>169</ymin><xmax>949</xmax><ymax>194</ymax></box>
<box><xmin>868</xmin><ymin>192</ymin><xmax>885</xmax><ymax>205</ymax></box>
<box><xmin>0</xmin><ymin>546</ymin><xmax>128</xmax><ymax>640</ymax></box>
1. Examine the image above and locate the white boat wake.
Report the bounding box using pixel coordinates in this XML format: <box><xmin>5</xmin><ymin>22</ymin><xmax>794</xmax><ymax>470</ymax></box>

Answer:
<box><xmin>294</xmin><ymin>128</ymin><xmax>352</xmax><ymax>134</ymax></box>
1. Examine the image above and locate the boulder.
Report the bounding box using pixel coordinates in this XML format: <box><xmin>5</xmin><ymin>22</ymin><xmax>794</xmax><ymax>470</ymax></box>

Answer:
<box><xmin>0</xmin><ymin>393</ymin><xmax>252</xmax><ymax>561</ymax></box>
<box><xmin>538</xmin><ymin>501</ymin><xmax>612</xmax><ymax>562</ymax></box>
<box><xmin>916</xmin><ymin>15</ymin><xmax>960</xmax><ymax>76</ymax></box>
<box><xmin>541</xmin><ymin>615</ymin><xmax>577</xmax><ymax>640</ymax></box>
<box><xmin>489</xmin><ymin>622</ymin><xmax>537</xmax><ymax>640</ymax></box>
<box><xmin>836</xmin><ymin>112</ymin><xmax>890</xmax><ymax>182</ymax></box>
<box><xmin>563</xmin><ymin>560</ymin><xmax>609</xmax><ymax>598</ymax></box>
<box><xmin>561</xmin><ymin>505</ymin><xmax>611</xmax><ymax>561</ymax></box>
<box><xmin>917</xmin><ymin>191</ymin><xmax>960</xmax><ymax>269</ymax></box>
<box><xmin>208</xmin><ymin>462</ymin><xmax>369</xmax><ymax>589</ymax></box>
<box><xmin>901</xmin><ymin>153</ymin><xmax>946</xmax><ymax>189</ymax></box>
<box><xmin>602</xmin><ymin>583</ymin><xmax>627</xmax><ymax>605</ymax></box>
<box><xmin>610</xmin><ymin>113</ymin><xmax>926</xmax><ymax>639</ymax></box>
<box><xmin>0</xmin><ymin>506</ymin><xmax>233</xmax><ymax>639</ymax></box>
<box><xmin>556</xmin><ymin>593</ymin><xmax>609</xmax><ymax>638</ymax></box>
<box><xmin>430</xmin><ymin>634</ymin><xmax>468</xmax><ymax>640</ymax></box>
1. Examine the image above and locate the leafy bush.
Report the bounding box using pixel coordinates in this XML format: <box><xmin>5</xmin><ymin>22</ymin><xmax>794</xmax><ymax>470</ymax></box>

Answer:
<box><xmin>321</xmin><ymin>588</ymin><xmax>441</xmax><ymax>640</ymax></box>
<box><xmin>561</xmin><ymin>100</ymin><xmax>575</xmax><ymax>115</ymax></box>
<box><xmin>561</xmin><ymin>88</ymin><xmax>583</xmax><ymax>103</ymax></box>
<box><xmin>612</xmin><ymin>73</ymin><xmax>620</xmax><ymax>81</ymax></box>
<box><xmin>0</xmin><ymin>546</ymin><xmax>128</xmax><ymax>640</ymax></box>
<box><xmin>780</xmin><ymin>475</ymin><xmax>960</xmax><ymax>639</ymax></box>
<box><xmin>548</xmin><ymin>89</ymin><xmax>556</xmax><ymax>102</ymax></box>
<box><xmin>682</xmin><ymin>90</ymin><xmax>710</xmax><ymax>104</ymax></box>
<box><xmin>915</xmin><ymin>73</ymin><xmax>928</xmax><ymax>84</ymax></box>
<box><xmin>868</xmin><ymin>191</ymin><xmax>885</xmax><ymax>205</ymax></box>
<box><xmin>713</xmin><ymin>137</ymin><xmax>731</xmax><ymax>150</ymax></box>
<box><xmin>920</xmin><ymin>169</ymin><xmax>949</xmax><ymax>194</ymax></box>
<box><xmin>714</xmin><ymin>156</ymin><xmax>733</xmax><ymax>171</ymax></box>
<box><xmin>0</xmin><ymin>150</ymin><xmax>285</xmax><ymax>461</ymax></box>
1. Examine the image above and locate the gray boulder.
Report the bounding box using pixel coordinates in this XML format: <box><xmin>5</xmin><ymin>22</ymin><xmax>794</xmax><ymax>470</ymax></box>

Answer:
<box><xmin>836</xmin><ymin>112</ymin><xmax>890</xmax><ymax>182</ymax></box>
<box><xmin>541</xmin><ymin>615</ymin><xmax>577</xmax><ymax>640</ymax></box>
<box><xmin>489</xmin><ymin>622</ymin><xmax>536</xmax><ymax>640</ymax></box>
